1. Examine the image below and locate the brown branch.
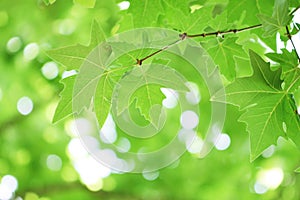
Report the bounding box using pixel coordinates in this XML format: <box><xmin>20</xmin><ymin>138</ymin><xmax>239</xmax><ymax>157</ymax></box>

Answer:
<box><xmin>136</xmin><ymin>24</ymin><xmax>262</xmax><ymax>65</ymax></box>
<box><xmin>186</xmin><ymin>24</ymin><xmax>262</xmax><ymax>38</ymax></box>
<box><xmin>286</xmin><ymin>26</ymin><xmax>300</xmax><ymax>62</ymax></box>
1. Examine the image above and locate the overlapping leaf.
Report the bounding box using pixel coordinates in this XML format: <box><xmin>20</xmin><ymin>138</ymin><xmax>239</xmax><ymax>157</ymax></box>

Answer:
<box><xmin>114</xmin><ymin>63</ymin><xmax>189</xmax><ymax>126</ymax></box>
<box><xmin>212</xmin><ymin>50</ymin><xmax>300</xmax><ymax>161</ymax></box>
<box><xmin>53</xmin><ymin>75</ymin><xmax>76</xmax><ymax>123</ymax></box>
<box><xmin>202</xmin><ymin>37</ymin><xmax>250</xmax><ymax>81</ymax></box>
<box><xmin>47</xmin><ymin>21</ymin><xmax>106</xmax><ymax>70</ymax></box>
<box><xmin>258</xmin><ymin>0</ymin><xmax>292</xmax><ymax>37</ymax></box>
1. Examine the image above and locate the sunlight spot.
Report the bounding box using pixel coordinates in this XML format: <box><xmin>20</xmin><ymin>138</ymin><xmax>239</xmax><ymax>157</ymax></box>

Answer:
<box><xmin>256</xmin><ymin>168</ymin><xmax>284</xmax><ymax>191</ymax></box>
<box><xmin>286</xmin><ymin>31</ymin><xmax>300</xmax><ymax>55</ymax></box>
<box><xmin>61</xmin><ymin>165</ymin><xmax>78</xmax><ymax>182</ymax></box>
<box><xmin>117</xmin><ymin>1</ymin><xmax>130</xmax><ymax>10</ymax></box>
<box><xmin>74</xmin><ymin>157</ymin><xmax>111</xmax><ymax>185</ymax></box>
<box><xmin>65</xmin><ymin>120</ymin><xmax>79</xmax><ymax>137</ymax></box>
<box><xmin>23</xmin><ymin>43</ymin><xmax>39</xmax><ymax>60</ymax></box>
<box><xmin>68</xmin><ymin>138</ymin><xmax>89</xmax><ymax>159</ymax></box>
<box><xmin>185</xmin><ymin>82</ymin><xmax>201</xmax><ymax>105</ymax></box>
<box><xmin>62</xmin><ymin>70</ymin><xmax>77</xmax><ymax>79</ymax></box>
<box><xmin>142</xmin><ymin>171</ymin><xmax>159</xmax><ymax>181</ymax></box>
<box><xmin>41</xmin><ymin>61</ymin><xmax>59</xmax><ymax>80</ymax></box>
<box><xmin>86</xmin><ymin>179</ymin><xmax>103</xmax><ymax>192</ymax></box>
<box><xmin>178</xmin><ymin>129</ymin><xmax>197</xmax><ymax>144</ymax></box>
<box><xmin>75</xmin><ymin>118</ymin><xmax>93</xmax><ymax>135</ymax></box>
<box><xmin>190</xmin><ymin>4</ymin><xmax>202</xmax><ymax>13</ymax></box>
<box><xmin>0</xmin><ymin>184</ymin><xmax>12</xmax><ymax>200</ymax></box>
<box><xmin>100</xmin><ymin>114</ymin><xmax>117</xmax><ymax>144</ymax></box>
<box><xmin>276</xmin><ymin>32</ymin><xmax>285</xmax><ymax>53</ymax></box>
<box><xmin>293</xmin><ymin>8</ymin><xmax>300</xmax><ymax>23</ymax></box>
<box><xmin>215</xmin><ymin>133</ymin><xmax>231</xmax><ymax>151</ymax></box>
<box><xmin>161</xmin><ymin>88</ymin><xmax>178</xmax><ymax>109</ymax></box>
<box><xmin>6</xmin><ymin>37</ymin><xmax>22</xmax><ymax>53</ymax></box>
<box><xmin>46</xmin><ymin>154</ymin><xmax>62</xmax><ymax>171</ymax></box>
<box><xmin>0</xmin><ymin>175</ymin><xmax>18</xmax><ymax>200</ymax></box>
<box><xmin>1</xmin><ymin>175</ymin><xmax>18</xmax><ymax>192</ymax></box>
<box><xmin>282</xmin><ymin>122</ymin><xmax>287</xmax><ymax>133</ymax></box>
<box><xmin>187</xmin><ymin>136</ymin><xmax>203</xmax><ymax>154</ymax></box>
<box><xmin>58</xmin><ymin>19</ymin><xmax>76</xmax><ymax>35</ymax></box>
<box><xmin>180</xmin><ymin>111</ymin><xmax>199</xmax><ymax>129</ymax></box>
<box><xmin>254</xmin><ymin>182</ymin><xmax>268</xmax><ymax>194</ymax></box>
<box><xmin>116</xmin><ymin>137</ymin><xmax>131</xmax><ymax>153</ymax></box>
<box><xmin>297</xmin><ymin>106</ymin><xmax>300</xmax><ymax>115</ymax></box>
<box><xmin>17</xmin><ymin>96</ymin><xmax>33</xmax><ymax>115</ymax></box>
<box><xmin>262</xmin><ymin>145</ymin><xmax>275</xmax><ymax>158</ymax></box>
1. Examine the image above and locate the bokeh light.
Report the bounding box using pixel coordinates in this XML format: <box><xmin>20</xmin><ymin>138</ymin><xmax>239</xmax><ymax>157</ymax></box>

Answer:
<box><xmin>17</xmin><ymin>96</ymin><xmax>34</xmax><ymax>115</ymax></box>
<box><xmin>41</xmin><ymin>62</ymin><xmax>59</xmax><ymax>80</ymax></box>
<box><xmin>117</xmin><ymin>1</ymin><xmax>130</xmax><ymax>10</ymax></box>
<box><xmin>23</xmin><ymin>43</ymin><xmax>39</xmax><ymax>61</ymax></box>
<box><xmin>6</xmin><ymin>37</ymin><xmax>22</xmax><ymax>53</ymax></box>
<box><xmin>215</xmin><ymin>133</ymin><xmax>231</xmax><ymax>151</ymax></box>
<box><xmin>180</xmin><ymin>110</ymin><xmax>199</xmax><ymax>129</ymax></box>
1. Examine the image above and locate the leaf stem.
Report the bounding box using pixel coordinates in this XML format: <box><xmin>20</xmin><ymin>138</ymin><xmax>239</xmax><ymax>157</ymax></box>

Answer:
<box><xmin>285</xmin><ymin>25</ymin><xmax>300</xmax><ymax>62</ymax></box>
<box><xmin>136</xmin><ymin>24</ymin><xmax>262</xmax><ymax>65</ymax></box>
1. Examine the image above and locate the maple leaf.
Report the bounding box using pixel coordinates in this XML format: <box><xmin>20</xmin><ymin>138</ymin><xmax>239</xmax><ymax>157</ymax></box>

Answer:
<box><xmin>201</xmin><ymin>37</ymin><xmax>250</xmax><ymax>81</ymax></box>
<box><xmin>258</xmin><ymin>0</ymin><xmax>292</xmax><ymax>37</ymax></box>
<box><xmin>47</xmin><ymin>20</ymin><xmax>106</xmax><ymax>70</ymax></box>
<box><xmin>114</xmin><ymin>63</ymin><xmax>189</xmax><ymax>127</ymax></box>
<box><xmin>212</xmin><ymin>50</ymin><xmax>300</xmax><ymax>161</ymax></box>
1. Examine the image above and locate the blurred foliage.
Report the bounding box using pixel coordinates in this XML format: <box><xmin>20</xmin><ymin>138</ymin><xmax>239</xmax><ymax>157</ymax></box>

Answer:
<box><xmin>0</xmin><ymin>0</ymin><xmax>300</xmax><ymax>200</ymax></box>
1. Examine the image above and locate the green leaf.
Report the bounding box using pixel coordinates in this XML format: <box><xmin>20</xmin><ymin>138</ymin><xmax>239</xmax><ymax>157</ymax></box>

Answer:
<box><xmin>202</xmin><ymin>37</ymin><xmax>249</xmax><ymax>81</ymax></box>
<box><xmin>295</xmin><ymin>166</ymin><xmax>300</xmax><ymax>173</ymax></box>
<box><xmin>258</xmin><ymin>0</ymin><xmax>292</xmax><ymax>37</ymax></box>
<box><xmin>53</xmin><ymin>75</ymin><xmax>76</xmax><ymax>123</ymax></box>
<box><xmin>114</xmin><ymin>63</ymin><xmax>189</xmax><ymax>126</ymax></box>
<box><xmin>161</xmin><ymin>1</ymin><xmax>214</xmax><ymax>33</ymax></box>
<box><xmin>212</xmin><ymin>50</ymin><xmax>300</xmax><ymax>161</ymax></box>
<box><xmin>43</xmin><ymin>0</ymin><xmax>56</xmax><ymax>5</ymax></box>
<box><xmin>127</xmin><ymin>0</ymin><xmax>164</xmax><ymax>27</ymax></box>
<box><xmin>47</xmin><ymin>20</ymin><xmax>106</xmax><ymax>70</ymax></box>
<box><xmin>94</xmin><ymin>66</ymin><xmax>130</xmax><ymax>128</ymax></box>
<box><xmin>226</xmin><ymin>0</ymin><xmax>259</xmax><ymax>25</ymax></box>
<box><xmin>73</xmin><ymin>0</ymin><xmax>96</xmax><ymax>8</ymax></box>
<box><xmin>266</xmin><ymin>49</ymin><xmax>299</xmax><ymax>72</ymax></box>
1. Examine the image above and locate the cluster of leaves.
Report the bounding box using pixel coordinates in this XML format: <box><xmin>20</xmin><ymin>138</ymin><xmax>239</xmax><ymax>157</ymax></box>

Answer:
<box><xmin>48</xmin><ymin>0</ymin><xmax>300</xmax><ymax>161</ymax></box>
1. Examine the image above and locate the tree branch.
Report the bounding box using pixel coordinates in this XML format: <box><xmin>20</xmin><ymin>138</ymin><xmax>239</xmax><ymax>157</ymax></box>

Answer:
<box><xmin>286</xmin><ymin>25</ymin><xmax>300</xmax><ymax>62</ymax></box>
<box><xmin>136</xmin><ymin>24</ymin><xmax>262</xmax><ymax>65</ymax></box>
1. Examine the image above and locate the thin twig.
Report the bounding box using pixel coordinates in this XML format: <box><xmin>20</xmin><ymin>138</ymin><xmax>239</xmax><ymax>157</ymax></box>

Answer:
<box><xmin>186</xmin><ymin>24</ymin><xmax>262</xmax><ymax>38</ymax></box>
<box><xmin>290</xmin><ymin>5</ymin><xmax>300</xmax><ymax>16</ymax></box>
<box><xmin>286</xmin><ymin>25</ymin><xmax>300</xmax><ymax>62</ymax></box>
<box><xmin>136</xmin><ymin>24</ymin><xmax>262</xmax><ymax>65</ymax></box>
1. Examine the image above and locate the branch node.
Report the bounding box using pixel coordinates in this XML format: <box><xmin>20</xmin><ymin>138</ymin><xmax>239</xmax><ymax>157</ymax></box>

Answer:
<box><xmin>136</xmin><ymin>59</ymin><xmax>142</xmax><ymax>66</ymax></box>
<box><xmin>179</xmin><ymin>33</ymin><xmax>187</xmax><ymax>40</ymax></box>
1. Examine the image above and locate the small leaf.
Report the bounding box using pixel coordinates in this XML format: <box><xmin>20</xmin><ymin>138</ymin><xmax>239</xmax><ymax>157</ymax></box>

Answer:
<box><xmin>258</xmin><ymin>0</ymin><xmax>292</xmax><ymax>37</ymax></box>
<box><xmin>295</xmin><ymin>166</ymin><xmax>300</xmax><ymax>173</ymax></box>
<box><xmin>53</xmin><ymin>75</ymin><xmax>76</xmax><ymax>123</ymax></box>
<box><xmin>43</xmin><ymin>0</ymin><xmax>56</xmax><ymax>5</ymax></box>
